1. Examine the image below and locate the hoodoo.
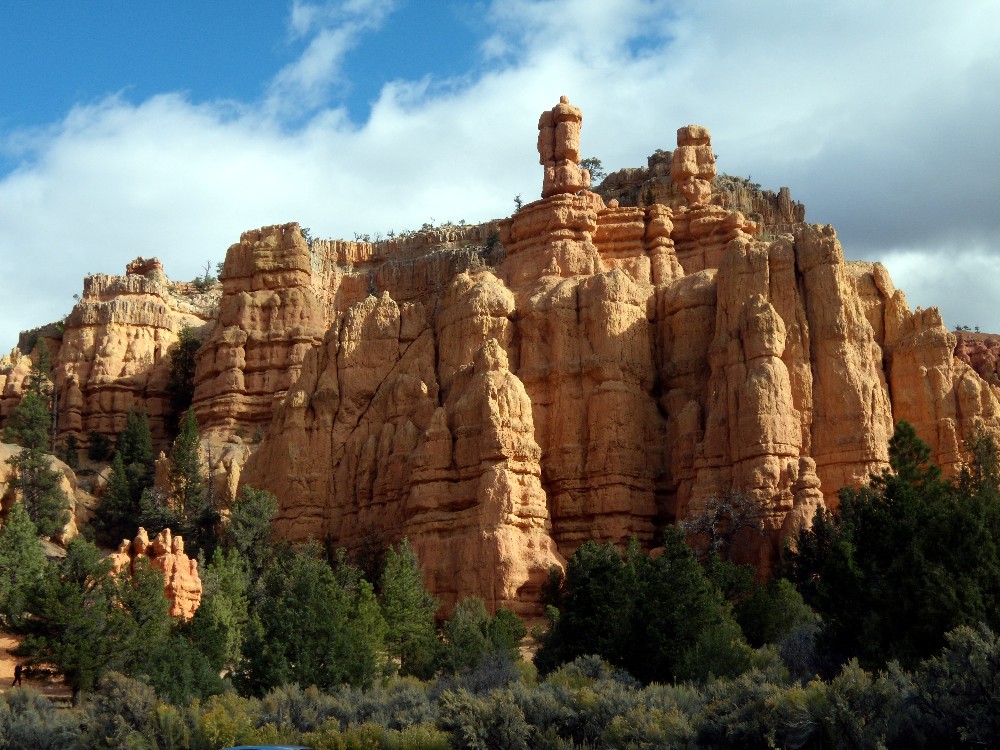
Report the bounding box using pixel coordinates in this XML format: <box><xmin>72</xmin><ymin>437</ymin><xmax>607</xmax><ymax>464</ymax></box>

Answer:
<box><xmin>3</xmin><ymin>97</ymin><xmax>998</xmax><ymax>616</ymax></box>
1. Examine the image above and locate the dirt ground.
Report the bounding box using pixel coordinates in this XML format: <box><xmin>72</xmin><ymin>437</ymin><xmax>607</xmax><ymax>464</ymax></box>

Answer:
<box><xmin>0</xmin><ymin>632</ymin><xmax>71</xmax><ymax>702</ymax></box>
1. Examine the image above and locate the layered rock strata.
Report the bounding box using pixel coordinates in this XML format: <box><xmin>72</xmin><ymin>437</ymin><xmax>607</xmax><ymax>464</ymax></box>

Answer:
<box><xmin>2</xmin><ymin>97</ymin><xmax>997</xmax><ymax>615</ymax></box>
<box><xmin>0</xmin><ymin>258</ymin><xmax>219</xmax><ymax>452</ymax></box>
<box><xmin>240</xmin><ymin>102</ymin><xmax>1000</xmax><ymax>603</ymax></box>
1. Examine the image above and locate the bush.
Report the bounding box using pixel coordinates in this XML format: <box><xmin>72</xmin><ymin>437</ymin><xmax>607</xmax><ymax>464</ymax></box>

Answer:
<box><xmin>438</xmin><ymin>689</ymin><xmax>530</xmax><ymax>750</ymax></box>
<box><xmin>83</xmin><ymin>671</ymin><xmax>157</xmax><ymax>749</ymax></box>
<box><xmin>0</xmin><ymin>687</ymin><xmax>82</xmax><ymax>749</ymax></box>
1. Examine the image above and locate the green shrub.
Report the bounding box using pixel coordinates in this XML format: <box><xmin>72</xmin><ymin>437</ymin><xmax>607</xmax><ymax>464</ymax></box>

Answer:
<box><xmin>83</xmin><ymin>671</ymin><xmax>157</xmax><ymax>749</ymax></box>
<box><xmin>0</xmin><ymin>687</ymin><xmax>82</xmax><ymax>749</ymax></box>
<box><xmin>438</xmin><ymin>689</ymin><xmax>529</xmax><ymax>750</ymax></box>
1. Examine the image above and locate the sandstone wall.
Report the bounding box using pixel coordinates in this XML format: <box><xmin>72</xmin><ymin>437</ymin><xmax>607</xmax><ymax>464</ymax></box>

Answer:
<box><xmin>3</xmin><ymin>102</ymin><xmax>997</xmax><ymax>618</ymax></box>
<box><xmin>236</xmin><ymin>113</ymin><xmax>1000</xmax><ymax>611</ymax></box>
<box><xmin>0</xmin><ymin>258</ymin><xmax>218</xmax><ymax>452</ymax></box>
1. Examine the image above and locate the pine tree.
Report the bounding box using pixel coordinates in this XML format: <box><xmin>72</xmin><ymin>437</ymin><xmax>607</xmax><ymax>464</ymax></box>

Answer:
<box><xmin>17</xmin><ymin>537</ymin><xmax>171</xmax><ymax>705</ymax></box>
<box><xmin>169</xmin><ymin>409</ymin><xmax>206</xmax><ymax>523</ymax></box>
<box><xmin>3</xmin><ymin>347</ymin><xmax>71</xmax><ymax>538</ymax></box>
<box><xmin>224</xmin><ymin>486</ymin><xmax>278</xmax><ymax>582</ymax></box>
<box><xmin>5</xmin><ymin>449</ymin><xmax>71</xmax><ymax>538</ymax></box>
<box><xmin>139</xmin><ymin>408</ymin><xmax>217</xmax><ymax>554</ymax></box>
<box><xmin>167</xmin><ymin>327</ymin><xmax>201</xmax><ymax>431</ymax></box>
<box><xmin>3</xmin><ymin>346</ymin><xmax>53</xmax><ymax>451</ymax></box>
<box><xmin>379</xmin><ymin>538</ymin><xmax>440</xmax><ymax>678</ymax></box>
<box><xmin>94</xmin><ymin>409</ymin><xmax>155</xmax><ymax>545</ymax></box>
<box><xmin>0</xmin><ymin>503</ymin><xmax>47</xmax><ymax>627</ymax></box>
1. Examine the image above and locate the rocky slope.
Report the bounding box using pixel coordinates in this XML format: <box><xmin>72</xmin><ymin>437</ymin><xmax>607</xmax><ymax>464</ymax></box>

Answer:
<box><xmin>1</xmin><ymin>96</ymin><xmax>997</xmax><ymax>616</ymax></box>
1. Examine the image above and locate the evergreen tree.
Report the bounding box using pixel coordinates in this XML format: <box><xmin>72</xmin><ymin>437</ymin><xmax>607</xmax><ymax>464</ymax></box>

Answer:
<box><xmin>3</xmin><ymin>391</ymin><xmax>50</xmax><ymax>451</ymax></box>
<box><xmin>440</xmin><ymin>598</ymin><xmax>526</xmax><ymax>674</ymax></box>
<box><xmin>536</xmin><ymin>532</ymin><xmax>751</xmax><ymax>683</ymax></box>
<box><xmin>379</xmin><ymin>538</ymin><xmax>441</xmax><ymax>678</ymax></box>
<box><xmin>237</xmin><ymin>544</ymin><xmax>387</xmax><ymax>695</ymax></box>
<box><xmin>3</xmin><ymin>346</ymin><xmax>53</xmax><ymax>451</ymax></box>
<box><xmin>94</xmin><ymin>409</ymin><xmax>155</xmax><ymax>545</ymax></box>
<box><xmin>61</xmin><ymin>433</ymin><xmax>80</xmax><ymax>471</ymax></box>
<box><xmin>5</xmin><ymin>449</ymin><xmax>71</xmax><ymax>538</ymax></box>
<box><xmin>185</xmin><ymin>547</ymin><xmax>250</xmax><ymax>674</ymax></box>
<box><xmin>3</xmin><ymin>347</ymin><xmax>71</xmax><ymax>538</ymax></box>
<box><xmin>17</xmin><ymin>537</ymin><xmax>171</xmax><ymax>704</ymax></box>
<box><xmin>785</xmin><ymin>420</ymin><xmax>1000</xmax><ymax>669</ymax></box>
<box><xmin>0</xmin><ymin>503</ymin><xmax>47</xmax><ymax>627</ymax></box>
<box><xmin>117</xmin><ymin>408</ymin><xmax>154</xmax><ymax>485</ymax></box>
<box><xmin>224</xmin><ymin>486</ymin><xmax>278</xmax><ymax>582</ymax></box>
<box><xmin>140</xmin><ymin>408</ymin><xmax>217</xmax><ymax>554</ymax></box>
<box><xmin>166</xmin><ymin>327</ymin><xmax>201</xmax><ymax>431</ymax></box>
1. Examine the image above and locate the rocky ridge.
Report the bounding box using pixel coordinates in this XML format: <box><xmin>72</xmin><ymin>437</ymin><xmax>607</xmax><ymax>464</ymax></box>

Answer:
<box><xmin>1</xmin><ymin>97</ymin><xmax>997</xmax><ymax>617</ymax></box>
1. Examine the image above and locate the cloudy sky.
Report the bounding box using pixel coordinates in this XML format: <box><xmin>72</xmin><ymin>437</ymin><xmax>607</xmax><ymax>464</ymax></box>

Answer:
<box><xmin>1</xmin><ymin>0</ymin><xmax>998</xmax><ymax>351</ymax></box>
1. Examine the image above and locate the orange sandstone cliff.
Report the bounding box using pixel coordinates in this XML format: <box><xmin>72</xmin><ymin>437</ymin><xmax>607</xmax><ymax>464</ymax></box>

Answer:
<box><xmin>2</xmin><ymin>97</ymin><xmax>997</xmax><ymax>617</ymax></box>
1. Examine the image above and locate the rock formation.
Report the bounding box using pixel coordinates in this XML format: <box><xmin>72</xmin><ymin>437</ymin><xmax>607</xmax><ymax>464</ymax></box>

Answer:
<box><xmin>0</xmin><ymin>257</ymin><xmax>219</xmax><ymax>453</ymax></box>
<box><xmin>108</xmin><ymin>527</ymin><xmax>202</xmax><ymax>620</ymax></box>
<box><xmin>239</xmin><ymin>103</ymin><xmax>1000</xmax><ymax>601</ymax></box>
<box><xmin>2</xmin><ymin>96</ymin><xmax>997</xmax><ymax>614</ymax></box>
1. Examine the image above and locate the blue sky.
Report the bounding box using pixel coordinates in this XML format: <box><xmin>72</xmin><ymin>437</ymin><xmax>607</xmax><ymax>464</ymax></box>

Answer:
<box><xmin>1</xmin><ymin>0</ymin><xmax>999</xmax><ymax>350</ymax></box>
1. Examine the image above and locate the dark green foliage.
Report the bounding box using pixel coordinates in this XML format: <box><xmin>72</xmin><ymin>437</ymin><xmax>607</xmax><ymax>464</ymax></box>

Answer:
<box><xmin>140</xmin><ymin>408</ymin><xmax>217</xmax><ymax>555</ymax></box>
<box><xmin>785</xmin><ymin>421</ymin><xmax>1000</xmax><ymax>669</ymax></box>
<box><xmin>237</xmin><ymin>544</ymin><xmax>387</xmax><ymax>695</ymax></box>
<box><xmin>16</xmin><ymin>537</ymin><xmax>172</xmax><ymax>704</ymax></box>
<box><xmin>440</xmin><ymin>598</ymin><xmax>526</xmax><ymax>675</ymax></box>
<box><xmin>1</xmin><ymin>353</ymin><xmax>69</xmax><ymax>538</ymax></box>
<box><xmin>380</xmin><ymin>538</ymin><xmax>441</xmax><ymax>678</ymax></box>
<box><xmin>60</xmin><ymin>433</ymin><xmax>80</xmax><ymax>471</ymax></box>
<box><xmin>169</xmin><ymin>408</ymin><xmax>207</xmax><ymax>523</ymax></box>
<box><xmin>191</xmin><ymin>260</ymin><xmax>217</xmax><ymax>292</ymax></box>
<box><xmin>93</xmin><ymin>454</ymin><xmax>133</xmax><ymax>545</ymax></box>
<box><xmin>87</xmin><ymin>430</ymin><xmax>114</xmax><ymax>461</ymax></box>
<box><xmin>0</xmin><ymin>687</ymin><xmax>83</xmax><ymax>749</ymax></box>
<box><xmin>3</xmin><ymin>391</ymin><xmax>50</xmax><ymax>452</ymax></box>
<box><xmin>910</xmin><ymin>624</ymin><xmax>1000</xmax><ymax>747</ymax></box>
<box><xmin>167</xmin><ymin>327</ymin><xmax>201</xmax><ymax>429</ymax></box>
<box><xmin>4</xmin><ymin>448</ymin><xmax>71</xmax><ymax>538</ymax></box>
<box><xmin>185</xmin><ymin>547</ymin><xmax>250</xmax><ymax>674</ymax></box>
<box><xmin>137</xmin><ymin>632</ymin><xmax>229</xmax><ymax>705</ymax></box>
<box><xmin>705</xmin><ymin>556</ymin><xmax>816</xmax><ymax>648</ymax></box>
<box><xmin>536</xmin><ymin>531</ymin><xmax>751</xmax><ymax>683</ymax></box>
<box><xmin>3</xmin><ymin>350</ymin><xmax>52</xmax><ymax>452</ymax></box>
<box><xmin>0</xmin><ymin>503</ymin><xmax>46</xmax><ymax>627</ymax></box>
<box><xmin>224</xmin><ymin>485</ymin><xmax>277</xmax><ymax>581</ymax></box>
<box><xmin>579</xmin><ymin>156</ymin><xmax>607</xmax><ymax>184</ymax></box>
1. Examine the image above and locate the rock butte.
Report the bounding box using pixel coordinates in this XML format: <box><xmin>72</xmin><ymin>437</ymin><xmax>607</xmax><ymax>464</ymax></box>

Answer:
<box><xmin>1</xmin><ymin>97</ymin><xmax>998</xmax><ymax>618</ymax></box>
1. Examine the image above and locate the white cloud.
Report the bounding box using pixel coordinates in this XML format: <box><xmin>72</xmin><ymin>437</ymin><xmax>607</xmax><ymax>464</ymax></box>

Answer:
<box><xmin>266</xmin><ymin>0</ymin><xmax>398</xmax><ymax>115</ymax></box>
<box><xmin>1</xmin><ymin>0</ymin><xmax>999</xmax><ymax>350</ymax></box>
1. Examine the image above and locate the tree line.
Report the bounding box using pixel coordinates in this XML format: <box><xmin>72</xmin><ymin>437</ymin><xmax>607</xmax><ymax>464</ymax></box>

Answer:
<box><xmin>3</xmin><ymin>338</ymin><xmax>1000</xmax><ymax>746</ymax></box>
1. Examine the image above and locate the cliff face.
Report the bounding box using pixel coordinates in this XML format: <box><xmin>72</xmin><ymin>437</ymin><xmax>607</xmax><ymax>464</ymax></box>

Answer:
<box><xmin>1</xmin><ymin>257</ymin><xmax>219</xmax><ymax>451</ymax></box>
<box><xmin>2</xmin><ymin>97</ymin><xmax>997</xmax><ymax>616</ymax></box>
<box><xmin>236</xmin><ymin>100</ymin><xmax>1000</xmax><ymax>612</ymax></box>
